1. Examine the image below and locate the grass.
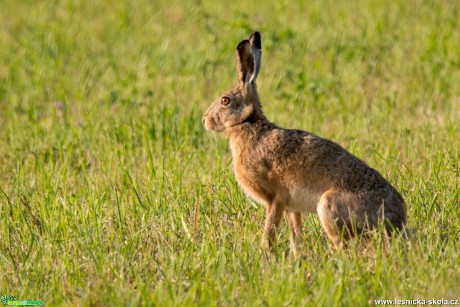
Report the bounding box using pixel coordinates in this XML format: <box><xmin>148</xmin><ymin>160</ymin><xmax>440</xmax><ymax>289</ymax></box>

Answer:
<box><xmin>0</xmin><ymin>0</ymin><xmax>459</xmax><ymax>305</ymax></box>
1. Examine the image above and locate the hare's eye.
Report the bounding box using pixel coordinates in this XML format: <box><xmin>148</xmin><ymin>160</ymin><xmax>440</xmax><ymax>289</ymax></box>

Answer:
<box><xmin>221</xmin><ymin>97</ymin><xmax>231</xmax><ymax>106</ymax></box>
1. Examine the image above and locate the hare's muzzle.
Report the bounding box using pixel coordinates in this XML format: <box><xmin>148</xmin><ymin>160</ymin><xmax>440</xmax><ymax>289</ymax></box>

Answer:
<box><xmin>202</xmin><ymin>113</ymin><xmax>211</xmax><ymax>130</ymax></box>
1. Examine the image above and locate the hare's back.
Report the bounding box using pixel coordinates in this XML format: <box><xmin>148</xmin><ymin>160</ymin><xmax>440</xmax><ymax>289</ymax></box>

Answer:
<box><xmin>266</xmin><ymin>128</ymin><xmax>391</xmax><ymax>192</ymax></box>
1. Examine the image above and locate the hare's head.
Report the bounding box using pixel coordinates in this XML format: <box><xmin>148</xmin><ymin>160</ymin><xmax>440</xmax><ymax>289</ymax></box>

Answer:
<box><xmin>203</xmin><ymin>32</ymin><xmax>265</xmax><ymax>133</ymax></box>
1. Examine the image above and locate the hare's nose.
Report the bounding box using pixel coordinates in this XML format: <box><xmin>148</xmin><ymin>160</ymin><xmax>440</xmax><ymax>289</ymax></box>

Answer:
<box><xmin>202</xmin><ymin>117</ymin><xmax>205</xmax><ymax>125</ymax></box>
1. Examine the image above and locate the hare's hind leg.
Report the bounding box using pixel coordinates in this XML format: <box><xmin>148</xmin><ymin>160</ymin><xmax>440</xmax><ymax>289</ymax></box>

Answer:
<box><xmin>286</xmin><ymin>211</ymin><xmax>303</xmax><ymax>258</ymax></box>
<box><xmin>317</xmin><ymin>190</ymin><xmax>372</xmax><ymax>248</ymax></box>
<box><xmin>316</xmin><ymin>190</ymin><xmax>349</xmax><ymax>249</ymax></box>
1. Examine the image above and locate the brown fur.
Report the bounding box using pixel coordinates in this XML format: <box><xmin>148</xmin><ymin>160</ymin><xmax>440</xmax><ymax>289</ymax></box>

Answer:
<box><xmin>202</xmin><ymin>32</ymin><xmax>406</xmax><ymax>255</ymax></box>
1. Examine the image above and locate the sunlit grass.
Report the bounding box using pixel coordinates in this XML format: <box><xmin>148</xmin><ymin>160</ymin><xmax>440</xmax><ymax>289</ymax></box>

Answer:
<box><xmin>0</xmin><ymin>0</ymin><xmax>459</xmax><ymax>305</ymax></box>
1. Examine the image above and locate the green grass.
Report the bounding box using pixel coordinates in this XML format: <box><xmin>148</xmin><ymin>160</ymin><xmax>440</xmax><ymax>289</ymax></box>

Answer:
<box><xmin>1</xmin><ymin>0</ymin><xmax>459</xmax><ymax>305</ymax></box>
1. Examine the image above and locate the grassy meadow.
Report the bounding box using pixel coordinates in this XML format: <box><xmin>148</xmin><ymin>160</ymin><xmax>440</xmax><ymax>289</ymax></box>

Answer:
<box><xmin>1</xmin><ymin>0</ymin><xmax>459</xmax><ymax>305</ymax></box>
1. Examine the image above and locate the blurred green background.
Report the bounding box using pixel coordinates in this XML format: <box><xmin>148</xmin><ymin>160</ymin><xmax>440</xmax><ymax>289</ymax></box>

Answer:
<box><xmin>0</xmin><ymin>0</ymin><xmax>459</xmax><ymax>305</ymax></box>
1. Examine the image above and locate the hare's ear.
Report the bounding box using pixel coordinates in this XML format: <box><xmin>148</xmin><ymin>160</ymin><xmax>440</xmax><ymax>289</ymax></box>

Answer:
<box><xmin>236</xmin><ymin>31</ymin><xmax>262</xmax><ymax>86</ymax></box>
<box><xmin>249</xmin><ymin>31</ymin><xmax>262</xmax><ymax>83</ymax></box>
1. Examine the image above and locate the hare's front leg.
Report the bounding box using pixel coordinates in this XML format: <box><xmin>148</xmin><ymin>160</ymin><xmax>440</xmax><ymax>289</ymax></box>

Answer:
<box><xmin>286</xmin><ymin>211</ymin><xmax>303</xmax><ymax>258</ymax></box>
<box><xmin>261</xmin><ymin>201</ymin><xmax>285</xmax><ymax>251</ymax></box>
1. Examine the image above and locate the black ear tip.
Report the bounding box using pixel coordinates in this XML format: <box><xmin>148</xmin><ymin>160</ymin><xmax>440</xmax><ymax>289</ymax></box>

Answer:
<box><xmin>249</xmin><ymin>31</ymin><xmax>261</xmax><ymax>49</ymax></box>
<box><xmin>236</xmin><ymin>39</ymin><xmax>250</xmax><ymax>51</ymax></box>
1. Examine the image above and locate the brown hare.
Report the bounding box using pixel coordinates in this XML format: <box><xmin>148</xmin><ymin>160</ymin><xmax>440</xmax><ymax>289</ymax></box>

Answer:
<box><xmin>202</xmin><ymin>31</ymin><xmax>406</xmax><ymax>255</ymax></box>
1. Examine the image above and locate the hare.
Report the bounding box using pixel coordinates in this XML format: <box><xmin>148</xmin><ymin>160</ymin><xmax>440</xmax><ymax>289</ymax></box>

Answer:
<box><xmin>202</xmin><ymin>31</ymin><xmax>406</xmax><ymax>255</ymax></box>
